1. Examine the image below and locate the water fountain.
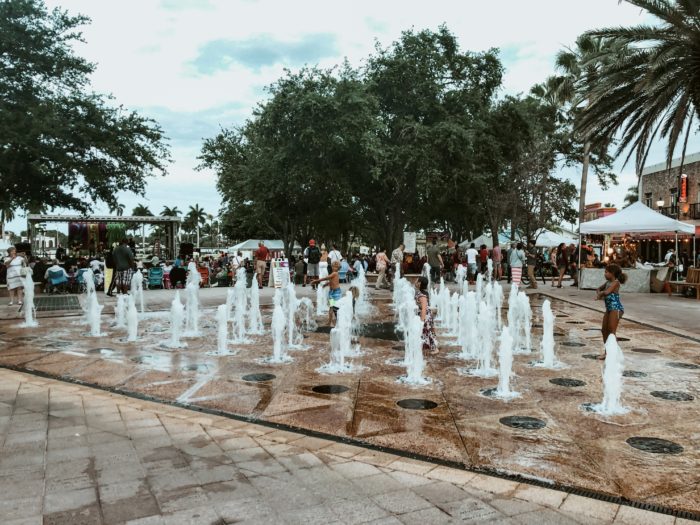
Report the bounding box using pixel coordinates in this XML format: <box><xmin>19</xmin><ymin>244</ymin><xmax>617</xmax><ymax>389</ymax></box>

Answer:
<box><xmin>455</xmin><ymin>265</ymin><xmax>467</xmax><ymax>292</ymax></box>
<box><xmin>514</xmin><ymin>291</ymin><xmax>532</xmax><ymax>354</ymax></box>
<box><xmin>231</xmin><ymin>268</ymin><xmax>249</xmax><ymax>343</ymax></box>
<box><xmin>492</xmin><ymin>281</ymin><xmax>504</xmax><ymax>328</ymax></box>
<box><xmin>435</xmin><ymin>279</ymin><xmax>449</xmax><ymax>323</ymax></box>
<box><xmin>19</xmin><ymin>272</ymin><xmax>38</xmax><ymax>328</ymax></box>
<box><xmin>86</xmin><ymin>290</ymin><xmax>104</xmax><ymax>337</ymax></box>
<box><xmin>247</xmin><ymin>274</ymin><xmax>265</xmax><ymax>334</ymax></box>
<box><xmin>494</xmin><ymin>326</ymin><xmax>519</xmax><ymax>399</ymax></box>
<box><xmin>114</xmin><ymin>295</ymin><xmax>127</xmax><ymax>328</ymax></box>
<box><xmin>84</xmin><ymin>268</ymin><xmax>96</xmax><ymax>295</ymax></box>
<box><xmin>398</xmin><ymin>314</ymin><xmax>430</xmax><ymax>385</ymax></box>
<box><xmin>130</xmin><ymin>271</ymin><xmax>145</xmax><ymax>314</ymax></box>
<box><xmin>165</xmin><ymin>291</ymin><xmax>186</xmax><ymax>349</ymax></box>
<box><xmin>533</xmin><ymin>300</ymin><xmax>559</xmax><ymax>368</ymax></box>
<box><xmin>486</xmin><ymin>259</ymin><xmax>493</xmax><ymax>281</ymax></box>
<box><xmin>458</xmin><ymin>292</ymin><xmax>478</xmax><ymax>359</ymax></box>
<box><xmin>354</xmin><ymin>266</ymin><xmax>373</xmax><ymax>318</ymax></box>
<box><xmin>298</xmin><ymin>298</ymin><xmax>317</xmax><ymax>332</ymax></box>
<box><xmin>395</xmin><ymin>277</ymin><xmax>417</xmax><ymax>337</ymax></box>
<box><xmin>475</xmin><ymin>273</ymin><xmax>484</xmax><ymax>305</ymax></box>
<box><xmin>447</xmin><ymin>292</ymin><xmax>460</xmax><ymax>339</ymax></box>
<box><xmin>216</xmin><ymin>304</ymin><xmax>229</xmax><ymax>354</ymax></box>
<box><xmin>316</xmin><ymin>282</ymin><xmax>329</xmax><ymax>316</ymax></box>
<box><xmin>588</xmin><ymin>335</ymin><xmax>628</xmax><ymax>415</ymax></box>
<box><xmin>469</xmin><ymin>301</ymin><xmax>497</xmax><ymax>377</ymax></box>
<box><xmin>267</xmin><ymin>288</ymin><xmax>292</xmax><ymax>363</ymax></box>
<box><xmin>126</xmin><ymin>294</ymin><xmax>138</xmax><ymax>342</ymax></box>
<box><xmin>286</xmin><ymin>282</ymin><xmax>304</xmax><ymax>348</ymax></box>
<box><xmin>317</xmin><ymin>292</ymin><xmax>357</xmax><ymax>374</ymax></box>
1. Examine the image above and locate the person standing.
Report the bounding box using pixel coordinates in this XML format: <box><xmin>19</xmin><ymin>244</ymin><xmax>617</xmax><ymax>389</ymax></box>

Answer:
<box><xmin>4</xmin><ymin>247</ymin><xmax>27</xmax><ymax>306</ymax></box>
<box><xmin>491</xmin><ymin>244</ymin><xmax>502</xmax><ymax>281</ymax></box>
<box><xmin>328</xmin><ymin>244</ymin><xmax>343</xmax><ymax>266</ymax></box>
<box><xmin>415</xmin><ymin>276</ymin><xmax>438</xmax><ymax>355</ymax></box>
<box><xmin>595</xmin><ymin>264</ymin><xmax>627</xmax><ymax>360</ymax></box>
<box><xmin>112</xmin><ymin>239</ymin><xmax>135</xmax><ymax>295</ymax></box>
<box><xmin>254</xmin><ymin>241</ymin><xmax>269</xmax><ymax>289</ymax></box>
<box><xmin>303</xmin><ymin>240</ymin><xmax>320</xmax><ymax>287</ymax></box>
<box><xmin>509</xmin><ymin>242</ymin><xmax>526</xmax><ymax>286</ymax></box>
<box><xmin>465</xmin><ymin>243</ymin><xmax>478</xmax><ymax>284</ymax></box>
<box><xmin>526</xmin><ymin>240</ymin><xmax>538</xmax><ymax>289</ymax></box>
<box><xmin>374</xmin><ymin>248</ymin><xmax>390</xmax><ymax>289</ymax></box>
<box><xmin>391</xmin><ymin>243</ymin><xmax>405</xmax><ymax>277</ymax></box>
<box><xmin>555</xmin><ymin>242</ymin><xmax>568</xmax><ymax>288</ymax></box>
<box><xmin>426</xmin><ymin>239</ymin><xmax>443</xmax><ymax>283</ymax></box>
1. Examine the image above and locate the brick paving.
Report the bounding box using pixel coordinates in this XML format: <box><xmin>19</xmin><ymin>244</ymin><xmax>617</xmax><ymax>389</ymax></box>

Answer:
<box><xmin>0</xmin><ymin>369</ymin><xmax>686</xmax><ymax>525</ymax></box>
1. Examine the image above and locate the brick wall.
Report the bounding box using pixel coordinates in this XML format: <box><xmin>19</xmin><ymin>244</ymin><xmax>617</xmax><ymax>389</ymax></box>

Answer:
<box><xmin>641</xmin><ymin>160</ymin><xmax>700</xmax><ymax>217</ymax></box>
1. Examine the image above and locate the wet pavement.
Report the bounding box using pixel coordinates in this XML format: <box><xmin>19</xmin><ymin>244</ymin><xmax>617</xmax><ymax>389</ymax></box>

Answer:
<box><xmin>1</xmin><ymin>285</ymin><xmax>699</xmax><ymax>520</ymax></box>
<box><xmin>0</xmin><ymin>368</ymin><xmax>686</xmax><ymax>525</ymax></box>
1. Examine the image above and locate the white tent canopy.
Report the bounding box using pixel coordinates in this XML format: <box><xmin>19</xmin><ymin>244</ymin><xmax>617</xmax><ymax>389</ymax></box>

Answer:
<box><xmin>579</xmin><ymin>202</ymin><xmax>695</xmax><ymax>235</ymax></box>
<box><xmin>534</xmin><ymin>229</ymin><xmax>577</xmax><ymax>248</ymax></box>
<box><xmin>227</xmin><ymin>239</ymin><xmax>301</xmax><ymax>253</ymax></box>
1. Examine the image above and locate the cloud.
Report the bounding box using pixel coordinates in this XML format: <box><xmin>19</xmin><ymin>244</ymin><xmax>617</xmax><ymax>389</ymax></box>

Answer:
<box><xmin>191</xmin><ymin>33</ymin><xmax>340</xmax><ymax>74</ymax></box>
<box><xmin>160</xmin><ymin>0</ymin><xmax>214</xmax><ymax>10</ymax></box>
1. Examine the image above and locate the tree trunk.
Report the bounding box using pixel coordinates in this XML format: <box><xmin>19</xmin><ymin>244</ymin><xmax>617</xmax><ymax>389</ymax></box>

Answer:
<box><xmin>578</xmin><ymin>141</ymin><xmax>591</xmax><ymax>227</ymax></box>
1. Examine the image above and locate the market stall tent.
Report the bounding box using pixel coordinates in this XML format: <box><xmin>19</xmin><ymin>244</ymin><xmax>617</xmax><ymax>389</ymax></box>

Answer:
<box><xmin>459</xmin><ymin>232</ymin><xmax>512</xmax><ymax>250</ymax></box>
<box><xmin>579</xmin><ymin>202</ymin><xmax>694</xmax><ymax>234</ymax></box>
<box><xmin>227</xmin><ymin>240</ymin><xmax>302</xmax><ymax>253</ymax></box>
<box><xmin>534</xmin><ymin>229</ymin><xmax>578</xmax><ymax>247</ymax></box>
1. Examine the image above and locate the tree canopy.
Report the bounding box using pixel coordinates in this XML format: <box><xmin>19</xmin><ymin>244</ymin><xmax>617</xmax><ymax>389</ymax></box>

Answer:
<box><xmin>200</xmin><ymin>27</ymin><xmax>578</xmax><ymax>253</ymax></box>
<box><xmin>0</xmin><ymin>0</ymin><xmax>170</xmax><ymax>215</ymax></box>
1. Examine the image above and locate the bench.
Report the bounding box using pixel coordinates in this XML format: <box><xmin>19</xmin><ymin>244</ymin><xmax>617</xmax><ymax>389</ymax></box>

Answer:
<box><xmin>670</xmin><ymin>268</ymin><xmax>700</xmax><ymax>300</ymax></box>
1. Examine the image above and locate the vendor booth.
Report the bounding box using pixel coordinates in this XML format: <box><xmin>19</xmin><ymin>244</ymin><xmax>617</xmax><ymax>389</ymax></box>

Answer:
<box><xmin>579</xmin><ymin>202</ymin><xmax>695</xmax><ymax>292</ymax></box>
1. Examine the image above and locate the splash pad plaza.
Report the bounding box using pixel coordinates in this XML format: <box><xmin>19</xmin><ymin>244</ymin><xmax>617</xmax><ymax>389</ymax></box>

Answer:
<box><xmin>1</xmin><ymin>267</ymin><xmax>699</xmax><ymax>519</ymax></box>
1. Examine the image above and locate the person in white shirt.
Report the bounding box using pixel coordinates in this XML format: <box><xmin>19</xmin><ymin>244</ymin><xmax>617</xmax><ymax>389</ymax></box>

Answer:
<box><xmin>329</xmin><ymin>244</ymin><xmax>343</xmax><ymax>266</ymax></box>
<box><xmin>466</xmin><ymin>243</ymin><xmax>479</xmax><ymax>284</ymax></box>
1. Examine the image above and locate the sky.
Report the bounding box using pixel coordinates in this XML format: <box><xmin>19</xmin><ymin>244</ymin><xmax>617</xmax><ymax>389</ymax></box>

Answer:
<box><xmin>8</xmin><ymin>0</ymin><xmax>698</xmax><ymax>234</ymax></box>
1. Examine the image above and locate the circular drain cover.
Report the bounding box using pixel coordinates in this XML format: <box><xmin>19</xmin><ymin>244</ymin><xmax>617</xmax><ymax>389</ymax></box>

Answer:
<box><xmin>566</xmin><ymin>321</ymin><xmax>585</xmax><ymax>324</ymax></box>
<box><xmin>312</xmin><ymin>385</ymin><xmax>349</xmax><ymax>394</ymax></box>
<box><xmin>315</xmin><ymin>326</ymin><xmax>332</xmax><ymax>334</ymax></box>
<box><xmin>667</xmin><ymin>362</ymin><xmax>700</xmax><ymax>370</ymax></box>
<box><xmin>556</xmin><ymin>314</ymin><xmax>569</xmax><ymax>318</ymax></box>
<box><xmin>617</xmin><ymin>337</ymin><xmax>630</xmax><ymax>342</ymax></box>
<box><xmin>582</xmin><ymin>354</ymin><xmax>600</xmax><ymax>360</ymax></box>
<box><xmin>631</xmin><ymin>348</ymin><xmax>660</xmax><ymax>354</ymax></box>
<box><xmin>88</xmin><ymin>347</ymin><xmax>116</xmax><ymax>353</ymax></box>
<box><xmin>242</xmin><ymin>373</ymin><xmax>276</xmax><ymax>382</ymax></box>
<box><xmin>627</xmin><ymin>437</ymin><xmax>683</xmax><ymax>454</ymax></box>
<box><xmin>392</xmin><ymin>345</ymin><xmax>405</xmax><ymax>352</ymax></box>
<box><xmin>46</xmin><ymin>341</ymin><xmax>73</xmax><ymax>348</ymax></box>
<box><xmin>182</xmin><ymin>364</ymin><xmax>208</xmax><ymax>373</ymax></box>
<box><xmin>550</xmin><ymin>378</ymin><xmax>586</xmax><ymax>387</ymax></box>
<box><xmin>481</xmin><ymin>388</ymin><xmax>497</xmax><ymax>397</ymax></box>
<box><xmin>499</xmin><ymin>416</ymin><xmax>546</xmax><ymax>430</ymax></box>
<box><xmin>396</xmin><ymin>399</ymin><xmax>438</xmax><ymax>410</ymax></box>
<box><xmin>623</xmin><ymin>370</ymin><xmax>648</xmax><ymax>378</ymax></box>
<box><xmin>562</xmin><ymin>342</ymin><xmax>586</xmax><ymax>347</ymax></box>
<box><xmin>531</xmin><ymin>324</ymin><xmax>542</xmax><ymax>328</ymax></box>
<box><xmin>553</xmin><ymin>332</ymin><xmax>566</xmax><ymax>337</ymax></box>
<box><xmin>14</xmin><ymin>336</ymin><xmax>38</xmax><ymax>342</ymax></box>
<box><xmin>584</xmin><ymin>327</ymin><xmax>601</xmax><ymax>332</ymax></box>
<box><xmin>650</xmin><ymin>391</ymin><xmax>694</xmax><ymax>401</ymax></box>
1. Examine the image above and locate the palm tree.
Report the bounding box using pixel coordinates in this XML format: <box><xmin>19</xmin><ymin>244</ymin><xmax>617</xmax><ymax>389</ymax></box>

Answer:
<box><xmin>132</xmin><ymin>204</ymin><xmax>153</xmax><ymax>254</ymax></box>
<box><xmin>624</xmin><ymin>185</ymin><xmax>639</xmax><ymax>208</ymax></box>
<box><xmin>186</xmin><ymin>204</ymin><xmax>206</xmax><ymax>248</ymax></box>
<box><xmin>161</xmin><ymin>206</ymin><xmax>181</xmax><ymax>217</ymax></box>
<box><xmin>547</xmin><ymin>34</ymin><xmax>620</xmax><ymax>226</ymax></box>
<box><xmin>109</xmin><ymin>203</ymin><xmax>125</xmax><ymax>217</ymax></box>
<box><xmin>580</xmin><ymin>0</ymin><xmax>700</xmax><ymax>178</ymax></box>
<box><xmin>0</xmin><ymin>207</ymin><xmax>14</xmax><ymax>240</ymax></box>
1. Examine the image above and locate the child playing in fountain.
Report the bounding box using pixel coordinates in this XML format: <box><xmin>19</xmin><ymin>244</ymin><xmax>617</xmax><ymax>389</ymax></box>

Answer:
<box><xmin>415</xmin><ymin>276</ymin><xmax>438</xmax><ymax>355</ymax></box>
<box><xmin>311</xmin><ymin>260</ymin><xmax>342</xmax><ymax>326</ymax></box>
<box><xmin>595</xmin><ymin>263</ymin><xmax>627</xmax><ymax>360</ymax></box>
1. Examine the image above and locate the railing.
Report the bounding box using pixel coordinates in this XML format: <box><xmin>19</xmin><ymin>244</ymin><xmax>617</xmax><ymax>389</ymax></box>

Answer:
<box><xmin>659</xmin><ymin>205</ymin><xmax>678</xmax><ymax>217</ymax></box>
<box><xmin>688</xmin><ymin>203</ymin><xmax>700</xmax><ymax>220</ymax></box>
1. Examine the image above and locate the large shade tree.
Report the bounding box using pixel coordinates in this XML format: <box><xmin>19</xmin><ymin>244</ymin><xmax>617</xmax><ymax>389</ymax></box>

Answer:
<box><xmin>0</xmin><ymin>0</ymin><xmax>170</xmax><ymax>216</ymax></box>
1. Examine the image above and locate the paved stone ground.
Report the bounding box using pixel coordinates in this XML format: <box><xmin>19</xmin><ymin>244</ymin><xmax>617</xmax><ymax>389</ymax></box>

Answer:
<box><xmin>0</xmin><ymin>369</ymin><xmax>689</xmax><ymax>525</ymax></box>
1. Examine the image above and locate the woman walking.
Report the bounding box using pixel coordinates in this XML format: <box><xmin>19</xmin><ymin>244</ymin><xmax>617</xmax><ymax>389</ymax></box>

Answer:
<box><xmin>415</xmin><ymin>276</ymin><xmax>438</xmax><ymax>354</ymax></box>
<box><xmin>374</xmin><ymin>248</ymin><xmax>390</xmax><ymax>289</ymax></box>
<box><xmin>509</xmin><ymin>242</ymin><xmax>526</xmax><ymax>286</ymax></box>
<box><xmin>555</xmin><ymin>243</ymin><xmax>568</xmax><ymax>288</ymax></box>
<box><xmin>4</xmin><ymin>247</ymin><xmax>27</xmax><ymax>306</ymax></box>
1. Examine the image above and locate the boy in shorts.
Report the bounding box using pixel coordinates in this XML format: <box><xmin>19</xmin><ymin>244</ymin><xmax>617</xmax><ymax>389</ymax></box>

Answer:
<box><xmin>312</xmin><ymin>260</ymin><xmax>342</xmax><ymax>327</ymax></box>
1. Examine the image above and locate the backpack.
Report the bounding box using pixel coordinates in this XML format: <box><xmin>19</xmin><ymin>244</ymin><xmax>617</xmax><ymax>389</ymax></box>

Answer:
<box><xmin>308</xmin><ymin>246</ymin><xmax>321</xmax><ymax>264</ymax></box>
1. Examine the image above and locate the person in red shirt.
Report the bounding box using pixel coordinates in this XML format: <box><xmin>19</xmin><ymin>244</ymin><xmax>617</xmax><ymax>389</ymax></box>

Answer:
<box><xmin>254</xmin><ymin>241</ymin><xmax>269</xmax><ymax>289</ymax></box>
<box><xmin>479</xmin><ymin>244</ymin><xmax>489</xmax><ymax>273</ymax></box>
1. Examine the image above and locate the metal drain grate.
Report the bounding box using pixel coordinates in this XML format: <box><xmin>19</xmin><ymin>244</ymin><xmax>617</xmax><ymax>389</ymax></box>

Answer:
<box><xmin>34</xmin><ymin>295</ymin><xmax>81</xmax><ymax>312</ymax></box>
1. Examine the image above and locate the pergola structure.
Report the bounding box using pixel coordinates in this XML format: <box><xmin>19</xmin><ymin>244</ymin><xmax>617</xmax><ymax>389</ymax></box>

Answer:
<box><xmin>27</xmin><ymin>214</ymin><xmax>181</xmax><ymax>258</ymax></box>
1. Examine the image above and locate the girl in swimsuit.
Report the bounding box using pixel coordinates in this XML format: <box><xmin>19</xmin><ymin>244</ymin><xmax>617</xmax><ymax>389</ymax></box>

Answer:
<box><xmin>595</xmin><ymin>263</ymin><xmax>627</xmax><ymax>360</ymax></box>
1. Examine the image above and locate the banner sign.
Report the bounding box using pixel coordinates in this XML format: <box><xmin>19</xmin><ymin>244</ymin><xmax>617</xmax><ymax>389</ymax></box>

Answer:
<box><xmin>403</xmin><ymin>232</ymin><xmax>417</xmax><ymax>253</ymax></box>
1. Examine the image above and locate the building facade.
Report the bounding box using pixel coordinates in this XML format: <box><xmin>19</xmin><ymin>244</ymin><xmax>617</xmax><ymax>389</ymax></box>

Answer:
<box><xmin>583</xmin><ymin>203</ymin><xmax>617</xmax><ymax>223</ymax></box>
<box><xmin>640</xmin><ymin>151</ymin><xmax>700</xmax><ymax>226</ymax></box>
